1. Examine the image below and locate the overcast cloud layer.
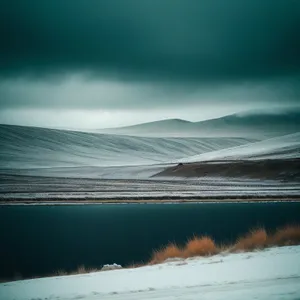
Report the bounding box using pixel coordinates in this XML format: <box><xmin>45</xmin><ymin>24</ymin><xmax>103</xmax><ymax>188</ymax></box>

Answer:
<box><xmin>1</xmin><ymin>0</ymin><xmax>300</xmax><ymax>80</ymax></box>
<box><xmin>0</xmin><ymin>0</ymin><xmax>299</xmax><ymax>128</ymax></box>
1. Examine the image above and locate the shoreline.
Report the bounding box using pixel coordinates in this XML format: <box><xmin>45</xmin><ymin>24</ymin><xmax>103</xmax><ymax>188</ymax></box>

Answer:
<box><xmin>1</xmin><ymin>196</ymin><xmax>300</xmax><ymax>205</ymax></box>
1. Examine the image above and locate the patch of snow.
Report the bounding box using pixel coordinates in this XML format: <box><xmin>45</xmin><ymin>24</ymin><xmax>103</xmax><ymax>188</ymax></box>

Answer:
<box><xmin>1</xmin><ymin>246</ymin><xmax>300</xmax><ymax>300</ymax></box>
<box><xmin>101</xmin><ymin>264</ymin><xmax>122</xmax><ymax>271</ymax></box>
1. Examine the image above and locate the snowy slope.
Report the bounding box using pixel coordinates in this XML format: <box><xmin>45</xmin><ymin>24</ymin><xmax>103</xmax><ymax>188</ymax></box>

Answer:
<box><xmin>0</xmin><ymin>124</ymin><xmax>253</xmax><ymax>169</ymax></box>
<box><xmin>100</xmin><ymin>118</ymin><xmax>201</xmax><ymax>137</ymax></box>
<box><xmin>100</xmin><ymin>110</ymin><xmax>300</xmax><ymax>138</ymax></box>
<box><xmin>181</xmin><ymin>132</ymin><xmax>300</xmax><ymax>162</ymax></box>
<box><xmin>1</xmin><ymin>246</ymin><xmax>300</xmax><ymax>300</ymax></box>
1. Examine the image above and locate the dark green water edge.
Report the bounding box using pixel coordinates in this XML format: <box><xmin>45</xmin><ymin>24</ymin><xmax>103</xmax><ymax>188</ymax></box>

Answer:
<box><xmin>1</xmin><ymin>202</ymin><xmax>300</xmax><ymax>281</ymax></box>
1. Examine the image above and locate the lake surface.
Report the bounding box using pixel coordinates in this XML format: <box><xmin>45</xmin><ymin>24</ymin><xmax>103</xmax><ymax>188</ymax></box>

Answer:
<box><xmin>1</xmin><ymin>202</ymin><xmax>300</xmax><ymax>280</ymax></box>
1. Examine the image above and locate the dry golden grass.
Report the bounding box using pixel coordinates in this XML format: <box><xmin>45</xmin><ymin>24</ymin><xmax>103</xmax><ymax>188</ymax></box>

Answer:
<box><xmin>183</xmin><ymin>236</ymin><xmax>218</xmax><ymax>257</ymax></box>
<box><xmin>150</xmin><ymin>237</ymin><xmax>218</xmax><ymax>264</ymax></box>
<box><xmin>233</xmin><ymin>228</ymin><xmax>268</xmax><ymax>252</ymax></box>
<box><xmin>270</xmin><ymin>225</ymin><xmax>300</xmax><ymax>246</ymax></box>
<box><xmin>150</xmin><ymin>243</ymin><xmax>183</xmax><ymax>264</ymax></box>
<box><xmin>125</xmin><ymin>262</ymin><xmax>145</xmax><ymax>269</ymax></box>
<box><xmin>4</xmin><ymin>224</ymin><xmax>299</xmax><ymax>282</ymax></box>
<box><xmin>74</xmin><ymin>265</ymin><xmax>99</xmax><ymax>274</ymax></box>
<box><xmin>74</xmin><ymin>265</ymin><xmax>88</xmax><ymax>274</ymax></box>
<box><xmin>217</xmin><ymin>242</ymin><xmax>234</xmax><ymax>254</ymax></box>
<box><xmin>53</xmin><ymin>265</ymin><xmax>100</xmax><ymax>277</ymax></box>
<box><xmin>51</xmin><ymin>225</ymin><xmax>300</xmax><ymax>274</ymax></box>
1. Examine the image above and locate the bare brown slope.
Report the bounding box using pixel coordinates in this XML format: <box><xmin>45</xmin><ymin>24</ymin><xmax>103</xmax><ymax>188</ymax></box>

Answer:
<box><xmin>152</xmin><ymin>158</ymin><xmax>300</xmax><ymax>181</ymax></box>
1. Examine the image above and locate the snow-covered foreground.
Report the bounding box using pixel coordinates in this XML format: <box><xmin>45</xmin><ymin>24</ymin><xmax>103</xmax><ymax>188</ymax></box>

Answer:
<box><xmin>1</xmin><ymin>246</ymin><xmax>300</xmax><ymax>300</ymax></box>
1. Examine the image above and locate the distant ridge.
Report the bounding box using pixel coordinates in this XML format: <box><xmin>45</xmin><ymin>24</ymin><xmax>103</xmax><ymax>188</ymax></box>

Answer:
<box><xmin>104</xmin><ymin>118</ymin><xmax>193</xmax><ymax>132</ymax></box>
<box><xmin>99</xmin><ymin>110</ymin><xmax>300</xmax><ymax>138</ymax></box>
<box><xmin>122</xmin><ymin>118</ymin><xmax>192</xmax><ymax>127</ymax></box>
<box><xmin>99</xmin><ymin>118</ymin><xmax>199</xmax><ymax>137</ymax></box>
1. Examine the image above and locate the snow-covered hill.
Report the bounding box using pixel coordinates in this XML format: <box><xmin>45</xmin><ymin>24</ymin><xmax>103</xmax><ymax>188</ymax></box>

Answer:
<box><xmin>181</xmin><ymin>132</ymin><xmax>300</xmax><ymax>162</ymax></box>
<box><xmin>100</xmin><ymin>118</ymin><xmax>199</xmax><ymax>137</ymax></box>
<box><xmin>1</xmin><ymin>246</ymin><xmax>299</xmax><ymax>300</ymax></box>
<box><xmin>0</xmin><ymin>124</ymin><xmax>253</xmax><ymax>169</ymax></box>
<box><xmin>100</xmin><ymin>110</ymin><xmax>300</xmax><ymax>138</ymax></box>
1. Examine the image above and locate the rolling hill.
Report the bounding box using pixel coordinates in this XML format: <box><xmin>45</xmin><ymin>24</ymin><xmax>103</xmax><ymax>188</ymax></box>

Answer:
<box><xmin>100</xmin><ymin>110</ymin><xmax>300</xmax><ymax>138</ymax></box>
<box><xmin>0</xmin><ymin>124</ymin><xmax>253</xmax><ymax>169</ymax></box>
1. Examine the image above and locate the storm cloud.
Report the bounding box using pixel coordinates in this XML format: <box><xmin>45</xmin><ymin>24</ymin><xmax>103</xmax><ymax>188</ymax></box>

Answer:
<box><xmin>0</xmin><ymin>0</ymin><xmax>299</xmax><ymax>128</ymax></box>
<box><xmin>1</xmin><ymin>0</ymin><xmax>299</xmax><ymax>81</ymax></box>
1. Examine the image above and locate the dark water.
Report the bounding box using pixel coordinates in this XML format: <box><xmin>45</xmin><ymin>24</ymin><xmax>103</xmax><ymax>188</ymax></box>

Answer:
<box><xmin>1</xmin><ymin>202</ymin><xmax>300</xmax><ymax>280</ymax></box>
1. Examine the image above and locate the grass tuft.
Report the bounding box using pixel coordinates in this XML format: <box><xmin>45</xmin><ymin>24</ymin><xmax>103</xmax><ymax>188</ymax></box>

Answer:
<box><xmin>125</xmin><ymin>262</ymin><xmax>145</xmax><ymax>269</ymax></box>
<box><xmin>270</xmin><ymin>225</ymin><xmax>300</xmax><ymax>246</ymax></box>
<box><xmin>150</xmin><ymin>243</ymin><xmax>183</xmax><ymax>264</ymax></box>
<box><xmin>54</xmin><ymin>269</ymin><xmax>68</xmax><ymax>276</ymax></box>
<box><xmin>75</xmin><ymin>265</ymin><xmax>88</xmax><ymax>274</ymax></box>
<box><xmin>183</xmin><ymin>236</ymin><xmax>217</xmax><ymax>257</ymax></box>
<box><xmin>54</xmin><ymin>265</ymin><xmax>99</xmax><ymax>277</ymax></box>
<box><xmin>146</xmin><ymin>225</ymin><xmax>300</xmax><ymax>266</ymax></box>
<box><xmin>4</xmin><ymin>224</ymin><xmax>300</xmax><ymax>282</ymax></box>
<box><xmin>233</xmin><ymin>228</ymin><xmax>268</xmax><ymax>252</ymax></box>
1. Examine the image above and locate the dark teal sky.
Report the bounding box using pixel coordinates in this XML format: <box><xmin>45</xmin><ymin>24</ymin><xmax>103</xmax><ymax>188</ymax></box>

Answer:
<box><xmin>0</xmin><ymin>0</ymin><xmax>299</xmax><ymax>127</ymax></box>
